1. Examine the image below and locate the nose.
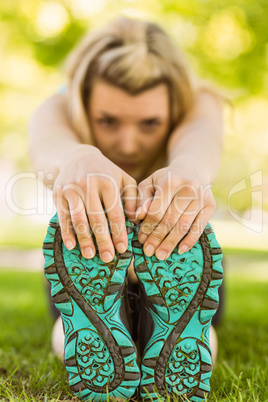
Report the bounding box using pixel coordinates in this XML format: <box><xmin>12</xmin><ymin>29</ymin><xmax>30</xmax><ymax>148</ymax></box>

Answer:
<box><xmin>118</xmin><ymin>126</ymin><xmax>139</xmax><ymax>155</ymax></box>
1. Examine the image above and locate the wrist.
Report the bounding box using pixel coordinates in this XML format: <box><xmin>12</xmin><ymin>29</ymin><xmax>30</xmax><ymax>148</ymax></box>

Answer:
<box><xmin>58</xmin><ymin>144</ymin><xmax>102</xmax><ymax>170</ymax></box>
<box><xmin>168</xmin><ymin>156</ymin><xmax>212</xmax><ymax>186</ymax></box>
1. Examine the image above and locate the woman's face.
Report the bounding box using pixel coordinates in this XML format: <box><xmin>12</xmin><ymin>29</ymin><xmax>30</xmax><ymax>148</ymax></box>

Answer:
<box><xmin>88</xmin><ymin>78</ymin><xmax>170</xmax><ymax>182</ymax></box>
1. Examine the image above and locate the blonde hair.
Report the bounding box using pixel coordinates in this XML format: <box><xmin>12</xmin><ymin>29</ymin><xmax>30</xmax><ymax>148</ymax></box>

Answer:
<box><xmin>66</xmin><ymin>17</ymin><xmax>195</xmax><ymax>144</ymax></box>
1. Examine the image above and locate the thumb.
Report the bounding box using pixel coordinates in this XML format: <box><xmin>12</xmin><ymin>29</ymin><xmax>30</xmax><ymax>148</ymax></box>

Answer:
<box><xmin>136</xmin><ymin>177</ymin><xmax>154</xmax><ymax>220</ymax></box>
<box><xmin>121</xmin><ymin>175</ymin><xmax>138</xmax><ymax>222</ymax></box>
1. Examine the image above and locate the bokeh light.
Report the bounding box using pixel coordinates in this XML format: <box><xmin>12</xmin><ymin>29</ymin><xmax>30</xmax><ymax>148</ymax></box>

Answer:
<box><xmin>35</xmin><ymin>2</ymin><xmax>69</xmax><ymax>38</ymax></box>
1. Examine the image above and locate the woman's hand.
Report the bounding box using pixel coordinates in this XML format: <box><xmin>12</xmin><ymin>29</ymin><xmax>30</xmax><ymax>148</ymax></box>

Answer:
<box><xmin>135</xmin><ymin>166</ymin><xmax>216</xmax><ymax>260</ymax></box>
<box><xmin>53</xmin><ymin>144</ymin><xmax>137</xmax><ymax>263</ymax></box>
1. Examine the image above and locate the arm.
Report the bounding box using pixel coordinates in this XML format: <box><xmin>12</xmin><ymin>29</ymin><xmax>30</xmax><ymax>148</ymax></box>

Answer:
<box><xmin>167</xmin><ymin>89</ymin><xmax>224</xmax><ymax>185</ymax></box>
<box><xmin>136</xmin><ymin>89</ymin><xmax>224</xmax><ymax>259</ymax></box>
<box><xmin>28</xmin><ymin>93</ymin><xmax>88</xmax><ymax>188</ymax></box>
<box><xmin>28</xmin><ymin>94</ymin><xmax>137</xmax><ymax>262</ymax></box>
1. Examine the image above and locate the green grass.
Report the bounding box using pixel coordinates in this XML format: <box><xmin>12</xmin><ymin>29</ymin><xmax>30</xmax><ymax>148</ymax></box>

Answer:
<box><xmin>0</xmin><ymin>258</ymin><xmax>267</xmax><ymax>401</ymax></box>
<box><xmin>210</xmin><ymin>277</ymin><xmax>268</xmax><ymax>401</ymax></box>
<box><xmin>0</xmin><ymin>271</ymin><xmax>72</xmax><ymax>401</ymax></box>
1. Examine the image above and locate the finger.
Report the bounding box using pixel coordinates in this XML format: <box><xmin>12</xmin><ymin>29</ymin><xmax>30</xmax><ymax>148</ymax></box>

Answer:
<box><xmin>136</xmin><ymin>177</ymin><xmax>154</xmax><ymax>221</ymax></box>
<box><xmin>56</xmin><ymin>196</ymin><xmax>77</xmax><ymax>250</ymax></box>
<box><xmin>154</xmin><ymin>200</ymin><xmax>199</xmax><ymax>260</ymax></box>
<box><xmin>139</xmin><ymin>183</ymin><xmax>192</xmax><ymax>248</ymax></box>
<box><xmin>142</xmin><ymin>181</ymin><xmax>200</xmax><ymax>254</ymax></box>
<box><xmin>87</xmin><ymin>194</ymin><xmax>115</xmax><ymax>263</ymax></box>
<box><xmin>67</xmin><ymin>193</ymin><xmax>96</xmax><ymax>259</ymax></box>
<box><xmin>122</xmin><ymin>175</ymin><xmax>138</xmax><ymax>223</ymax></box>
<box><xmin>142</xmin><ymin>197</ymin><xmax>180</xmax><ymax>256</ymax></box>
<box><xmin>137</xmin><ymin>176</ymin><xmax>177</xmax><ymax>244</ymax></box>
<box><xmin>177</xmin><ymin>204</ymin><xmax>215</xmax><ymax>255</ymax></box>
<box><xmin>138</xmin><ymin>196</ymin><xmax>166</xmax><ymax>246</ymax></box>
<box><xmin>102</xmin><ymin>189</ymin><xmax>128</xmax><ymax>254</ymax></box>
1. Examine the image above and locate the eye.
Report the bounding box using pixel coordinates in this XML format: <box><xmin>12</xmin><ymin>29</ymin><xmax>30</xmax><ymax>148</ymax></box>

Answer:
<box><xmin>141</xmin><ymin>119</ymin><xmax>161</xmax><ymax>131</ymax></box>
<box><xmin>97</xmin><ymin>117</ymin><xmax>117</xmax><ymax>127</ymax></box>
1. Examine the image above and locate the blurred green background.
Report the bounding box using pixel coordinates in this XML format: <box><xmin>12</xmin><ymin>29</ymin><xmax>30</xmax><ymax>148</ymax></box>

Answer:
<box><xmin>0</xmin><ymin>0</ymin><xmax>268</xmax><ymax>251</ymax></box>
<box><xmin>1</xmin><ymin>4</ymin><xmax>267</xmax><ymax>399</ymax></box>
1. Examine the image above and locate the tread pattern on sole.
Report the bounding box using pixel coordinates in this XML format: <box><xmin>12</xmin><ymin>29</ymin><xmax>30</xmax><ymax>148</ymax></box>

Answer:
<box><xmin>132</xmin><ymin>222</ymin><xmax>223</xmax><ymax>402</ymax></box>
<box><xmin>43</xmin><ymin>213</ymin><xmax>140</xmax><ymax>401</ymax></box>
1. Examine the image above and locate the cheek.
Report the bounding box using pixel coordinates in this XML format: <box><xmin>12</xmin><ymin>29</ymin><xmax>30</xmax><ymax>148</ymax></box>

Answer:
<box><xmin>143</xmin><ymin>130</ymin><xmax>168</xmax><ymax>151</ymax></box>
<box><xmin>141</xmin><ymin>137</ymin><xmax>162</xmax><ymax>153</ymax></box>
<box><xmin>91</xmin><ymin>125</ymin><xmax>111</xmax><ymax>148</ymax></box>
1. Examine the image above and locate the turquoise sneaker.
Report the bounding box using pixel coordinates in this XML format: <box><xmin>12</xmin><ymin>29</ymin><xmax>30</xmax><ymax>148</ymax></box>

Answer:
<box><xmin>132</xmin><ymin>223</ymin><xmax>223</xmax><ymax>401</ymax></box>
<box><xmin>43</xmin><ymin>213</ymin><xmax>140</xmax><ymax>401</ymax></box>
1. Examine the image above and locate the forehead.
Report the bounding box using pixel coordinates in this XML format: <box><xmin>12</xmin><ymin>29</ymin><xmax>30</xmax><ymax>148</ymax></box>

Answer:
<box><xmin>89</xmin><ymin>78</ymin><xmax>169</xmax><ymax>118</ymax></box>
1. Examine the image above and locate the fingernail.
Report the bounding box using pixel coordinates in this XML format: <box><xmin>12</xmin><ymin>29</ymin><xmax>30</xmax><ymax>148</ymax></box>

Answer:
<box><xmin>144</xmin><ymin>244</ymin><xmax>154</xmax><ymax>257</ymax></box>
<box><xmin>135</xmin><ymin>207</ymin><xmax>142</xmax><ymax>219</ymax></box>
<box><xmin>101</xmin><ymin>251</ymin><xmax>113</xmax><ymax>262</ymax></box>
<box><xmin>178</xmin><ymin>245</ymin><xmax>188</xmax><ymax>255</ymax></box>
<box><xmin>66</xmin><ymin>240</ymin><xmax>74</xmax><ymax>250</ymax></box>
<box><xmin>117</xmin><ymin>242</ymin><xmax>126</xmax><ymax>254</ymax></box>
<box><xmin>139</xmin><ymin>234</ymin><xmax>147</xmax><ymax>244</ymax></box>
<box><xmin>156</xmin><ymin>250</ymin><xmax>167</xmax><ymax>260</ymax></box>
<box><xmin>84</xmin><ymin>247</ymin><xmax>94</xmax><ymax>259</ymax></box>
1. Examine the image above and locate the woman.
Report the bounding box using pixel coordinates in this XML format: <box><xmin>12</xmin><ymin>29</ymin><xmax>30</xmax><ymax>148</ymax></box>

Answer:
<box><xmin>29</xmin><ymin>17</ymin><xmax>223</xmax><ymax>402</ymax></box>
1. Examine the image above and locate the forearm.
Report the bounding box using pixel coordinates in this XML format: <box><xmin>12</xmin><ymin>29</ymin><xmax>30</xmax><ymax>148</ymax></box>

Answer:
<box><xmin>28</xmin><ymin>94</ymin><xmax>90</xmax><ymax>186</ymax></box>
<box><xmin>167</xmin><ymin>90</ymin><xmax>224</xmax><ymax>185</ymax></box>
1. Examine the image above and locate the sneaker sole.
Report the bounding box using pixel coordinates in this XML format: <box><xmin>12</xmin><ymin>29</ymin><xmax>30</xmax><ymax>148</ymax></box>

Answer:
<box><xmin>43</xmin><ymin>213</ymin><xmax>140</xmax><ymax>401</ymax></box>
<box><xmin>132</xmin><ymin>223</ymin><xmax>223</xmax><ymax>401</ymax></box>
